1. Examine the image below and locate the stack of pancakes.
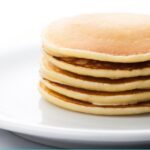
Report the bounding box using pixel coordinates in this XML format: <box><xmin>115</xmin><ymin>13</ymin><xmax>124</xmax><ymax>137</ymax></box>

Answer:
<box><xmin>39</xmin><ymin>13</ymin><xmax>150</xmax><ymax>115</ymax></box>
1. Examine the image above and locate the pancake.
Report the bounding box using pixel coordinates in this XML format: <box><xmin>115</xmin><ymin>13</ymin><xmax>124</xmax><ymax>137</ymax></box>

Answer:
<box><xmin>41</xmin><ymin>79</ymin><xmax>150</xmax><ymax>106</ymax></box>
<box><xmin>43</xmin><ymin>13</ymin><xmax>150</xmax><ymax>63</ymax></box>
<box><xmin>39</xmin><ymin>82</ymin><xmax>150</xmax><ymax>115</ymax></box>
<box><xmin>40</xmin><ymin>60</ymin><xmax>150</xmax><ymax>92</ymax></box>
<box><xmin>53</xmin><ymin>56</ymin><xmax>150</xmax><ymax>70</ymax></box>
<box><xmin>40</xmin><ymin>13</ymin><xmax>150</xmax><ymax>115</ymax></box>
<box><xmin>46</xmin><ymin>54</ymin><xmax>150</xmax><ymax>78</ymax></box>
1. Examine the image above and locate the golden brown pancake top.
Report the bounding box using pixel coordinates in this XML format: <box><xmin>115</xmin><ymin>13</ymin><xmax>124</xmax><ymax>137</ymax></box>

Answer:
<box><xmin>43</xmin><ymin>13</ymin><xmax>150</xmax><ymax>56</ymax></box>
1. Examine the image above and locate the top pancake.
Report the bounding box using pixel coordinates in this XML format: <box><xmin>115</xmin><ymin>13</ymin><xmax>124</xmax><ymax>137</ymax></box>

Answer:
<box><xmin>43</xmin><ymin>13</ymin><xmax>150</xmax><ymax>63</ymax></box>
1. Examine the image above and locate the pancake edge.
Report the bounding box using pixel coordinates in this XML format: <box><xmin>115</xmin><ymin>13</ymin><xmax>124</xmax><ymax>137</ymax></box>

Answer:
<box><xmin>40</xmin><ymin>60</ymin><xmax>150</xmax><ymax>92</ymax></box>
<box><xmin>47</xmin><ymin>55</ymin><xmax>150</xmax><ymax>78</ymax></box>
<box><xmin>41</xmin><ymin>79</ymin><xmax>150</xmax><ymax>105</ymax></box>
<box><xmin>43</xmin><ymin>43</ymin><xmax>150</xmax><ymax>63</ymax></box>
<box><xmin>39</xmin><ymin>82</ymin><xmax>150</xmax><ymax>115</ymax></box>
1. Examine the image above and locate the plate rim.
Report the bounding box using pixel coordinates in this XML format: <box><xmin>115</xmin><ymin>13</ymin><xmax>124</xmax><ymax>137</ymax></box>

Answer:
<box><xmin>0</xmin><ymin>115</ymin><xmax>150</xmax><ymax>142</ymax></box>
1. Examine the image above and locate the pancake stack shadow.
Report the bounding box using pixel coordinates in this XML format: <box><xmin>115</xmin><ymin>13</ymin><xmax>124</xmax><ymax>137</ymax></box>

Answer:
<box><xmin>39</xmin><ymin>14</ymin><xmax>150</xmax><ymax>115</ymax></box>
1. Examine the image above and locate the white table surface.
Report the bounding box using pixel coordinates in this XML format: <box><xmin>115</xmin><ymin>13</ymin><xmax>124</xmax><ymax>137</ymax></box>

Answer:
<box><xmin>0</xmin><ymin>129</ymin><xmax>50</xmax><ymax>148</ymax></box>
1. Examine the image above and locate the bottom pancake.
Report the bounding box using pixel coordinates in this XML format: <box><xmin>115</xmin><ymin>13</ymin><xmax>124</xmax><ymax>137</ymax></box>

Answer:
<box><xmin>39</xmin><ymin>82</ymin><xmax>150</xmax><ymax>115</ymax></box>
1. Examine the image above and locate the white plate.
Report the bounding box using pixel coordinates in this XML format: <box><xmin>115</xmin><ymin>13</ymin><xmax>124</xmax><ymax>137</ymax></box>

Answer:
<box><xmin>0</xmin><ymin>45</ymin><xmax>150</xmax><ymax>148</ymax></box>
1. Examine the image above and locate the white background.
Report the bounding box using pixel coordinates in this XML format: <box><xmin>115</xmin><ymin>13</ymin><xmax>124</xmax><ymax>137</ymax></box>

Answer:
<box><xmin>0</xmin><ymin>0</ymin><xmax>150</xmax><ymax>148</ymax></box>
